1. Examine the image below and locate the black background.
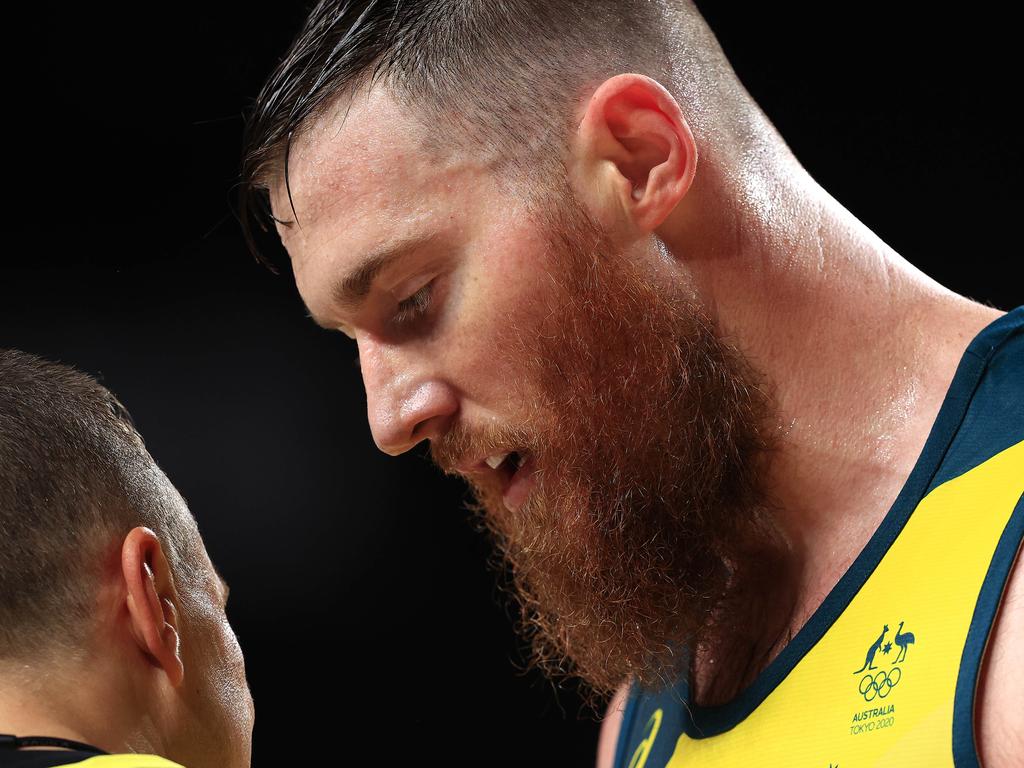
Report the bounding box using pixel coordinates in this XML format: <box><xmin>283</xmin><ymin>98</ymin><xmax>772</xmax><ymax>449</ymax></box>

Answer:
<box><xmin>4</xmin><ymin>3</ymin><xmax>1020</xmax><ymax>765</ymax></box>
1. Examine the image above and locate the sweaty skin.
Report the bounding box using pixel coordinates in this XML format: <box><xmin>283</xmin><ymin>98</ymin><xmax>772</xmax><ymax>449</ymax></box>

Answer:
<box><xmin>269</xmin><ymin>75</ymin><xmax>1018</xmax><ymax>765</ymax></box>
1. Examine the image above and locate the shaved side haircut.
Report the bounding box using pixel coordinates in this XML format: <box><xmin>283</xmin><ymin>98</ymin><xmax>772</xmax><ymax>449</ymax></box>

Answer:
<box><xmin>0</xmin><ymin>349</ymin><xmax>205</xmax><ymax>664</ymax></box>
<box><xmin>240</xmin><ymin>0</ymin><xmax>785</xmax><ymax>262</ymax></box>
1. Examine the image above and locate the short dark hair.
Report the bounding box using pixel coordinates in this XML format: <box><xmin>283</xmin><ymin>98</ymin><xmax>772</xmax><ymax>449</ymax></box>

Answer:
<box><xmin>239</xmin><ymin>0</ymin><xmax>762</xmax><ymax>266</ymax></box>
<box><xmin>0</xmin><ymin>349</ymin><xmax>205</xmax><ymax>662</ymax></box>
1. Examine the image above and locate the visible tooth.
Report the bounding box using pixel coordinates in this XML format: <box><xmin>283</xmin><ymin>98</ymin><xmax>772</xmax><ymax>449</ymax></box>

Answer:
<box><xmin>515</xmin><ymin>452</ymin><xmax>527</xmax><ymax>468</ymax></box>
<box><xmin>485</xmin><ymin>452</ymin><xmax>509</xmax><ymax>469</ymax></box>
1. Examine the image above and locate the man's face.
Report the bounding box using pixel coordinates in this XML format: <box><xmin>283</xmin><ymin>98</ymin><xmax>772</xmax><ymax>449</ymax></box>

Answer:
<box><xmin>273</xmin><ymin>85</ymin><xmax>565</xmax><ymax>465</ymax></box>
<box><xmin>273</xmin><ymin>85</ymin><xmax>776</xmax><ymax>700</ymax></box>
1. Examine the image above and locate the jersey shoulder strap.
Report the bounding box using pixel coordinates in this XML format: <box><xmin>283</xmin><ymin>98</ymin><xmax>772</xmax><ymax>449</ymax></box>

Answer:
<box><xmin>613</xmin><ymin>305</ymin><xmax>1023</xmax><ymax>768</ymax></box>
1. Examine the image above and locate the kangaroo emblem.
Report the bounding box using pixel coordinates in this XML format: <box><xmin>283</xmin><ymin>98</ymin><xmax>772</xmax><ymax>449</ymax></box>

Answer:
<box><xmin>893</xmin><ymin>621</ymin><xmax>915</xmax><ymax>663</ymax></box>
<box><xmin>854</xmin><ymin>624</ymin><xmax>888</xmax><ymax>673</ymax></box>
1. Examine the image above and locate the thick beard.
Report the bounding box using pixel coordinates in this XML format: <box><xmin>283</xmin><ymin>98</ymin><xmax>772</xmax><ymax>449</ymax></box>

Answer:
<box><xmin>433</xmin><ymin>176</ymin><xmax>781</xmax><ymax>711</ymax></box>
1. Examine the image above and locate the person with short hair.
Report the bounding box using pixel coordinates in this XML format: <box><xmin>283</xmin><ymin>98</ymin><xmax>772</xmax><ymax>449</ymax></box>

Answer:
<box><xmin>0</xmin><ymin>349</ymin><xmax>254</xmax><ymax>768</ymax></box>
<box><xmin>240</xmin><ymin>2</ymin><xmax>1022</xmax><ymax>766</ymax></box>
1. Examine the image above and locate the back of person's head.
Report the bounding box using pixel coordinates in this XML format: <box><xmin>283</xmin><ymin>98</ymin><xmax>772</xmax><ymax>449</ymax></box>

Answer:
<box><xmin>0</xmin><ymin>349</ymin><xmax>253</xmax><ymax>768</ymax></box>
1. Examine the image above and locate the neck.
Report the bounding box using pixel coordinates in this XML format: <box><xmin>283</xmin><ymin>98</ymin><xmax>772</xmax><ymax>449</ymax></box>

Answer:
<box><xmin>0</xmin><ymin>656</ymin><xmax>162</xmax><ymax>756</ymax></box>
<box><xmin>0</xmin><ymin>711</ymin><xmax>98</xmax><ymax>751</ymax></box>
<box><xmin>661</xmin><ymin>147</ymin><xmax>1003</xmax><ymax>705</ymax></box>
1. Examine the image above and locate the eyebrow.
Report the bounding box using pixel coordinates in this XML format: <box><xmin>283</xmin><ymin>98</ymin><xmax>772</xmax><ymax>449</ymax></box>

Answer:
<box><xmin>309</xmin><ymin>231</ymin><xmax>441</xmax><ymax>326</ymax></box>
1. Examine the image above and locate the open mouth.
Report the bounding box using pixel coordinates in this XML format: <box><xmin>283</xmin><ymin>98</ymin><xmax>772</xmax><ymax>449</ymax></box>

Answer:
<box><xmin>483</xmin><ymin>450</ymin><xmax>537</xmax><ymax>512</ymax></box>
<box><xmin>486</xmin><ymin>449</ymin><xmax>526</xmax><ymax>479</ymax></box>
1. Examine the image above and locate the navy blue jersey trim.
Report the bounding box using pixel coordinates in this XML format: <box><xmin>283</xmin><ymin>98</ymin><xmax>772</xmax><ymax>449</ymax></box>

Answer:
<box><xmin>951</xmin><ymin>491</ymin><xmax>1024</xmax><ymax>767</ymax></box>
<box><xmin>927</xmin><ymin>318</ymin><xmax>1023</xmax><ymax>492</ymax></box>
<box><xmin>674</xmin><ymin>306</ymin><xmax>1024</xmax><ymax>738</ymax></box>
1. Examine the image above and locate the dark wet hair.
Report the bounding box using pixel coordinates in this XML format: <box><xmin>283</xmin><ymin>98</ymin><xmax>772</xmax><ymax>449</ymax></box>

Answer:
<box><xmin>238</xmin><ymin>0</ymin><xmax>758</xmax><ymax>266</ymax></box>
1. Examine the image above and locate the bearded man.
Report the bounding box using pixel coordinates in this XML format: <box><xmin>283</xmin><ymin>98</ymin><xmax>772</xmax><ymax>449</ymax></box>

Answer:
<box><xmin>238</xmin><ymin>2</ymin><xmax>1023</xmax><ymax>766</ymax></box>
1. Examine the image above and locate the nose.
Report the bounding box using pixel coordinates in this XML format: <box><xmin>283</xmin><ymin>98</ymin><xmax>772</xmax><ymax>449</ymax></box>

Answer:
<box><xmin>357</xmin><ymin>333</ymin><xmax>459</xmax><ymax>455</ymax></box>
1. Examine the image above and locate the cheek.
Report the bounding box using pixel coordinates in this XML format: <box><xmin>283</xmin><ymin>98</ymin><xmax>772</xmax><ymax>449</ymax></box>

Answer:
<box><xmin>448</xmin><ymin>267</ymin><xmax>552</xmax><ymax>410</ymax></box>
<box><xmin>218</xmin><ymin>618</ymin><xmax>248</xmax><ymax>684</ymax></box>
<box><xmin>458</xmin><ymin>226</ymin><xmax>557</xmax><ymax>360</ymax></box>
<box><xmin>215</xmin><ymin>618</ymin><xmax>254</xmax><ymax>731</ymax></box>
<box><xmin>195</xmin><ymin>602</ymin><xmax>249</xmax><ymax>694</ymax></box>
<box><xmin>429</xmin><ymin>181</ymin><xmax>566</xmax><ymax>411</ymax></box>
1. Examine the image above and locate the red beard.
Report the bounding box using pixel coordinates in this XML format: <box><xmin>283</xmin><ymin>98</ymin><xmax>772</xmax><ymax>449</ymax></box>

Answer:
<box><xmin>432</xmin><ymin>176</ymin><xmax>780</xmax><ymax>708</ymax></box>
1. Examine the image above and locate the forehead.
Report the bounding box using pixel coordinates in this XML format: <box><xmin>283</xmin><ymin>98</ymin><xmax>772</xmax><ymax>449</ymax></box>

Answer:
<box><xmin>268</xmin><ymin>85</ymin><xmax>498</xmax><ymax>288</ymax></box>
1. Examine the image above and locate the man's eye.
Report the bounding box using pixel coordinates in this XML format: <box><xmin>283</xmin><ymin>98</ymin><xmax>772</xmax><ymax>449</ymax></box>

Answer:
<box><xmin>392</xmin><ymin>281</ymin><xmax>434</xmax><ymax>326</ymax></box>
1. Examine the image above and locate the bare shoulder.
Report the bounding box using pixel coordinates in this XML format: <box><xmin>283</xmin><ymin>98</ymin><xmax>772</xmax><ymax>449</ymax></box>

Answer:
<box><xmin>595</xmin><ymin>679</ymin><xmax>633</xmax><ymax>768</ymax></box>
<box><xmin>976</xmin><ymin>540</ymin><xmax>1024</xmax><ymax>768</ymax></box>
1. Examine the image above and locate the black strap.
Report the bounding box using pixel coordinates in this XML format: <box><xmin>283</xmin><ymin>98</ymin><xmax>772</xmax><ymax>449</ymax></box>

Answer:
<box><xmin>0</xmin><ymin>734</ymin><xmax>107</xmax><ymax>754</ymax></box>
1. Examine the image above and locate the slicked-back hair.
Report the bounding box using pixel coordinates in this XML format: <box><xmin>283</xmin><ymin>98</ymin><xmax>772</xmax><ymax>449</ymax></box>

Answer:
<box><xmin>239</xmin><ymin>0</ymin><xmax>766</xmax><ymax>265</ymax></box>
<box><xmin>0</xmin><ymin>349</ymin><xmax>205</xmax><ymax>663</ymax></box>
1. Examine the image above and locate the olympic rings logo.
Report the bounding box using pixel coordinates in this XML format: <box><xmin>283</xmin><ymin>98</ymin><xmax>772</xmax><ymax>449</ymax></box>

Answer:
<box><xmin>858</xmin><ymin>666</ymin><xmax>901</xmax><ymax>701</ymax></box>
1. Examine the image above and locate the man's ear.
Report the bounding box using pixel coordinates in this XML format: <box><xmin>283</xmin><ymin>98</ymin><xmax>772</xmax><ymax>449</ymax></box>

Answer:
<box><xmin>121</xmin><ymin>526</ymin><xmax>184</xmax><ymax>687</ymax></box>
<box><xmin>571</xmin><ymin>73</ymin><xmax>698</xmax><ymax>237</ymax></box>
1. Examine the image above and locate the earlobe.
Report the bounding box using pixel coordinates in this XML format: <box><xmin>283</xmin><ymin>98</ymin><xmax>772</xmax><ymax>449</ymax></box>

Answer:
<box><xmin>122</xmin><ymin>527</ymin><xmax>185</xmax><ymax>687</ymax></box>
<box><xmin>574</xmin><ymin>73</ymin><xmax>698</xmax><ymax>236</ymax></box>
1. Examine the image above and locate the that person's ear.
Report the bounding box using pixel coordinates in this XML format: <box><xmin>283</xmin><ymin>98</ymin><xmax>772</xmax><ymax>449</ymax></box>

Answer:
<box><xmin>571</xmin><ymin>73</ymin><xmax>698</xmax><ymax>238</ymax></box>
<box><xmin>121</xmin><ymin>526</ymin><xmax>185</xmax><ymax>687</ymax></box>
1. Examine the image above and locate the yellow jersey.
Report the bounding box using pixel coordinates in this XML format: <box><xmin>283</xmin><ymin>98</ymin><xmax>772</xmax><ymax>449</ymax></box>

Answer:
<box><xmin>613</xmin><ymin>305</ymin><xmax>1023</xmax><ymax>768</ymax></box>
